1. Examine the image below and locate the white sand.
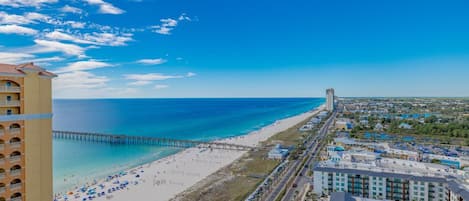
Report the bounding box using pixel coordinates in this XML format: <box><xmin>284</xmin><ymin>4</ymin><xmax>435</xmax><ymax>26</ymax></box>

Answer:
<box><xmin>57</xmin><ymin>105</ymin><xmax>324</xmax><ymax>201</ymax></box>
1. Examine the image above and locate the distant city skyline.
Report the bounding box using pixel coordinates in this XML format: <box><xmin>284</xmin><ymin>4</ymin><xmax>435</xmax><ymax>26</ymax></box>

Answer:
<box><xmin>1</xmin><ymin>0</ymin><xmax>469</xmax><ymax>98</ymax></box>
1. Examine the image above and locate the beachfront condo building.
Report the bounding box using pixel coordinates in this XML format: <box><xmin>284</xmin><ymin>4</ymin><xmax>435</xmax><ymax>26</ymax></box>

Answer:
<box><xmin>0</xmin><ymin>63</ymin><xmax>56</xmax><ymax>201</ymax></box>
<box><xmin>313</xmin><ymin>160</ymin><xmax>469</xmax><ymax>201</ymax></box>
<box><xmin>326</xmin><ymin>88</ymin><xmax>335</xmax><ymax>112</ymax></box>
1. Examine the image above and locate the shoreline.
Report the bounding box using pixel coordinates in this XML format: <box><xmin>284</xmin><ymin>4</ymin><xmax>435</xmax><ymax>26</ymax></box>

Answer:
<box><xmin>55</xmin><ymin>104</ymin><xmax>325</xmax><ymax>201</ymax></box>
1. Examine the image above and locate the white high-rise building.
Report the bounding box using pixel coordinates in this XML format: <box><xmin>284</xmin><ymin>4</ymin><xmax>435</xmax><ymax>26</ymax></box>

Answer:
<box><xmin>326</xmin><ymin>88</ymin><xmax>335</xmax><ymax>111</ymax></box>
<box><xmin>313</xmin><ymin>160</ymin><xmax>469</xmax><ymax>201</ymax></box>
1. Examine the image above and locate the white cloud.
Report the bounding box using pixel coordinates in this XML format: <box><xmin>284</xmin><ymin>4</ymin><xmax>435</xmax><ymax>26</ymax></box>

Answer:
<box><xmin>60</xmin><ymin>5</ymin><xmax>83</xmax><ymax>14</ymax></box>
<box><xmin>29</xmin><ymin>39</ymin><xmax>86</xmax><ymax>57</ymax></box>
<box><xmin>124</xmin><ymin>73</ymin><xmax>183</xmax><ymax>81</ymax></box>
<box><xmin>45</xmin><ymin>30</ymin><xmax>133</xmax><ymax>46</ymax></box>
<box><xmin>161</xmin><ymin>18</ymin><xmax>178</xmax><ymax>27</ymax></box>
<box><xmin>0</xmin><ymin>52</ymin><xmax>63</xmax><ymax>65</ymax></box>
<box><xmin>53</xmin><ymin>71</ymin><xmax>109</xmax><ymax>90</ymax></box>
<box><xmin>24</xmin><ymin>12</ymin><xmax>49</xmax><ymax>22</ymax></box>
<box><xmin>0</xmin><ymin>11</ymin><xmax>34</xmax><ymax>25</ymax></box>
<box><xmin>154</xmin><ymin>84</ymin><xmax>168</xmax><ymax>89</ymax></box>
<box><xmin>53</xmin><ymin>70</ymin><xmax>139</xmax><ymax>98</ymax></box>
<box><xmin>124</xmin><ymin>72</ymin><xmax>193</xmax><ymax>87</ymax></box>
<box><xmin>151</xmin><ymin>15</ymin><xmax>191</xmax><ymax>35</ymax></box>
<box><xmin>128</xmin><ymin>80</ymin><xmax>151</xmax><ymax>86</ymax></box>
<box><xmin>136</xmin><ymin>58</ymin><xmax>167</xmax><ymax>65</ymax></box>
<box><xmin>0</xmin><ymin>0</ymin><xmax>57</xmax><ymax>7</ymax></box>
<box><xmin>153</xmin><ymin>26</ymin><xmax>172</xmax><ymax>35</ymax></box>
<box><xmin>30</xmin><ymin>56</ymin><xmax>64</xmax><ymax>66</ymax></box>
<box><xmin>66</xmin><ymin>21</ymin><xmax>86</xmax><ymax>28</ymax></box>
<box><xmin>0</xmin><ymin>52</ymin><xmax>34</xmax><ymax>63</ymax></box>
<box><xmin>85</xmin><ymin>0</ymin><xmax>125</xmax><ymax>15</ymax></box>
<box><xmin>83</xmin><ymin>32</ymin><xmax>132</xmax><ymax>46</ymax></box>
<box><xmin>178</xmin><ymin>13</ymin><xmax>191</xmax><ymax>21</ymax></box>
<box><xmin>30</xmin><ymin>56</ymin><xmax>63</xmax><ymax>63</ymax></box>
<box><xmin>186</xmin><ymin>72</ymin><xmax>196</xmax><ymax>77</ymax></box>
<box><xmin>54</xmin><ymin>60</ymin><xmax>113</xmax><ymax>73</ymax></box>
<box><xmin>0</xmin><ymin>24</ymin><xmax>37</xmax><ymax>35</ymax></box>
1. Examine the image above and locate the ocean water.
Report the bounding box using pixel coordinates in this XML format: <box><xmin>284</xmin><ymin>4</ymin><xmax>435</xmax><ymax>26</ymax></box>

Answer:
<box><xmin>52</xmin><ymin>98</ymin><xmax>324</xmax><ymax>193</ymax></box>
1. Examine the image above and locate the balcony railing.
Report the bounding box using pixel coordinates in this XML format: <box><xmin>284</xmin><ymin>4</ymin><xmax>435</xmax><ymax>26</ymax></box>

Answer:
<box><xmin>0</xmin><ymin>144</ymin><xmax>3</xmax><ymax>150</ymax></box>
<box><xmin>10</xmin><ymin>182</ymin><xmax>21</xmax><ymax>190</ymax></box>
<box><xmin>0</xmin><ymin>86</ymin><xmax>20</xmax><ymax>93</ymax></box>
<box><xmin>9</xmin><ymin>142</ymin><xmax>20</xmax><ymax>149</ymax></box>
<box><xmin>11</xmin><ymin>197</ymin><xmax>22</xmax><ymax>201</ymax></box>
<box><xmin>0</xmin><ymin>130</ymin><xmax>3</xmax><ymax>136</ymax></box>
<box><xmin>9</xmin><ymin>128</ymin><xmax>20</xmax><ymax>134</ymax></box>
<box><xmin>0</xmin><ymin>172</ymin><xmax>5</xmax><ymax>179</ymax></box>
<box><xmin>0</xmin><ymin>159</ymin><xmax>5</xmax><ymax>165</ymax></box>
<box><xmin>10</xmin><ymin>169</ymin><xmax>21</xmax><ymax>176</ymax></box>
<box><xmin>9</xmin><ymin>156</ymin><xmax>21</xmax><ymax>162</ymax></box>
<box><xmin>0</xmin><ymin>100</ymin><xmax>20</xmax><ymax>107</ymax></box>
<box><xmin>0</xmin><ymin>186</ymin><xmax>5</xmax><ymax>193</ymax></box>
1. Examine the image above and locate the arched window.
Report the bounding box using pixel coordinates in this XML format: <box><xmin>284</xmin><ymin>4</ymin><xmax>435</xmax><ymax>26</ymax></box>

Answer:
<box><xmin>8</xmin><ymin>124</ymin><xmax>20</xmax><ymax>134</ymax></box>
<box><xmin>10</xmin><ymin>165</ymin><xmax>21</xmax><ymax>171</ymax></box>
<box><xmin>10</xmin><ymin>192</ymin><xmax>21</xmax><ymax>199</ymax></box>
<box><xmin>9</xmin><ymin>151</ymin><xmax>20</xmax><ymax>158</ymax></box>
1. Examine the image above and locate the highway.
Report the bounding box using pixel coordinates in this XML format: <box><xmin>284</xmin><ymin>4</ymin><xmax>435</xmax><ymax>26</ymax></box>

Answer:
<box><xmin>264</xmin><ymin>111</ymin><xmax>336</xmax><ymax>201</ymax></box>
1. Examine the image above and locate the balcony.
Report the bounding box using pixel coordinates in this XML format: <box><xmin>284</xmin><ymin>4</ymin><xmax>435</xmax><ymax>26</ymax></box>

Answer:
<box><xmin>11</xmin><ymin>198</ymin><xmax>22</xmax><ymax>201</ymax></box>
<box><xmin>9</xmin><ymin>142</ymin><xmax>20</xmax><ymax>149</ymax></box>
<box><xmin>0</xmin><ymin>159</ymin><xmax>4</xmax><ymax>165</ymax></box>
<box><xmin>0</xmin><ymin>100</ymin><xmax>19</xmax><ymax>107</ymax></box>
<box><xmin>0</xmin><ymin>173</ymin><xmax>4</xmax><ymax>179</ymax></box>
<box><xmin>0</xmin><ymin>130</ymin><xmax>3</xmax><ymax>136</ymax></box>
<box><xmin>9</xmin><ymin>156</ymin><xmax>20</xmax><ymax>163</ymax></box>
<box><xmin>10</xmin><ymin>170</ymin><xmax>20</xmax><ymax>177</ymax></box>
<box><xmin>0</xmin><ymin>187</ymin><xmax>4</xmax><ymax>194</ymax></box>
<box><xmin>10</xmin><ymin>183</ymin><xmax>21</xmax><ymax>190</ymax></box>
<box><xmin>0</xmin><ymin>87</ymin><xmax>20</xmax><ymax>93</ymax></box>
<box><xmin>8</xmin><ymin>128</ymin><xmax>20</xmax><ymax>135</ymax></box>
<box><xmin>0</xmin><ymin>144</ymin><xmax>3</xmax><ymax>151</ymax></box>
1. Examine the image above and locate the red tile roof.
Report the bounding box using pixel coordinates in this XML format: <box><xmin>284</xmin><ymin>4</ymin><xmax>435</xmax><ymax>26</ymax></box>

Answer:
<box><xmin>0</xmin><ymin>62</ymin><xmax>57</xmax><ymax>78</ymax></box>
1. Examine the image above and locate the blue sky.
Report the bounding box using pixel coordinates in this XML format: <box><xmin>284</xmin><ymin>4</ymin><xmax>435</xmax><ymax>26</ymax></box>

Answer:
<box><xmin>1</xmin><ymin>0</ymin><xmax>469</xmax><ymax>98</ymax></box>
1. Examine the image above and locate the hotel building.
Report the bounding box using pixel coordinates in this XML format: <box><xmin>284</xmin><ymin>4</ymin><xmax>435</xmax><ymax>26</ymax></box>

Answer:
<box><xmin>0</xmin><ymin>63</ymin><xmax>56</xmax><ymax>201</ymax></box>
<box><xmin>313</xmin><ymin>159</ymin><xmax>469</xmax><ymax>201</ymax></box>
<box><xmin>326</xmin><ymin>88</ymin><xmax>335</xmax><ymax>112</ymax></box>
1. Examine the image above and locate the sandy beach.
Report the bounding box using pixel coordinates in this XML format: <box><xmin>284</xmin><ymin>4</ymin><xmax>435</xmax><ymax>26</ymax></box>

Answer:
<box><xmin>56</xmin><ymin>105</ymin><xmax>324</xmax><ymax>201</ymax></box>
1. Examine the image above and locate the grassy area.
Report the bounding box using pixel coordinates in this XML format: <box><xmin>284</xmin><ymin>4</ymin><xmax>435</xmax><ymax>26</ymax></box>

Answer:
<box><xmin>172</xmin><ymin>116</ymin><xmax>317</xmax><ymax>201</ymax></box>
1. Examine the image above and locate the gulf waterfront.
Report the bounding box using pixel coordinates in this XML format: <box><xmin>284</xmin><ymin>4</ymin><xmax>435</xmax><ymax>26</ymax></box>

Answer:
<box><xmin>53</xmin><ymin>98</ymin><xmax>324</xmax><ymax>193</ymax></box>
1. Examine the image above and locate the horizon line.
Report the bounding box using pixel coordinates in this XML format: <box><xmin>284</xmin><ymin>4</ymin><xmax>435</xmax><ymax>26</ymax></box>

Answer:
<box><xmin>52</xmin><ymin>96</ymin><xmax>469</xmax><ymax>100</ymax></box>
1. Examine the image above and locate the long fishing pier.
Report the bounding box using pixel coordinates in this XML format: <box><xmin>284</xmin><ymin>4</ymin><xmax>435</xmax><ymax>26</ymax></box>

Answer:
<box><xmin>52</xmin><ymin>130</ymin><xmax>254</xmax><ymax>151</ymax></box>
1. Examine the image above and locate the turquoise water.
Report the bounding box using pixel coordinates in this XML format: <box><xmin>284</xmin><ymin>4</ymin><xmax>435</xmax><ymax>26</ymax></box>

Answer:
<box><xmin>52</xmin><ymin>98</ymin><xmax>324</xmax><ymax>193</ymax></box>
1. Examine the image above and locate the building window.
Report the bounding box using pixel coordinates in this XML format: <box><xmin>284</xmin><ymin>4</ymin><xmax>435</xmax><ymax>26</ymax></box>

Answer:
<box><xmin>6</xmin><ymin>109</ymin><xmax>12</xmax><ymax>115</ymax></box>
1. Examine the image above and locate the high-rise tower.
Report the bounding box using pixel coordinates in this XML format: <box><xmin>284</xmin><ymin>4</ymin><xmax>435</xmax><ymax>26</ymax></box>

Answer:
<box><xmin>0</xmin><ymin>63</ymin><xmax>56</xmax><ymax>201</ymax></box>
<box><xmin>326</xmin><ymin>88</ymin><xmax>335</xmax><ymax>112</ymax></box>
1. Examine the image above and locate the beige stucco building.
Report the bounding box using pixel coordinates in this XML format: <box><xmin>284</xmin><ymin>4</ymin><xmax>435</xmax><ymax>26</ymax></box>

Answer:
<box><xmin>0</xmin><ymin>63</ymin><xmax>56</xmax><ymax>201</ymax></box>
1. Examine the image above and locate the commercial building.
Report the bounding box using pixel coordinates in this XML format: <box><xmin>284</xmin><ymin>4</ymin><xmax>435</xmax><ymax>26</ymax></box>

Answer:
<box><xmin>268</xmin><ymin>144</ymin><xmax>289</xmax><ymax>160</ymax></box>
<box><xmin>326</xmin><ymin>88</ymin><xmax>335</xmax><ymax>112</ymax></box>
<box><xmin>0</xmin><ymin>63</ymin><xmax>56</xmax><ymax>201</ymax></box>
<box><xmin>313</xmin><ymin>159</ymin><xmax>469</xmax><ymax>201</ymax></box>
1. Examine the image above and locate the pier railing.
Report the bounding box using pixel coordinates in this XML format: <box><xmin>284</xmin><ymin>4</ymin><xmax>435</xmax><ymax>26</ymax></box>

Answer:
<box><xmin>52</xmin><ymin>130</ymin><xmax>255</xmax><ymax>151</ymax></box>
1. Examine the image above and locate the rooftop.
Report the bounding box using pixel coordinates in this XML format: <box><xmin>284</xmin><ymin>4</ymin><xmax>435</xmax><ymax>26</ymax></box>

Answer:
<box><xmin>0</xmin><ymin>62</ymin><xmax>57</xmax><ymax>78</ymax></box>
